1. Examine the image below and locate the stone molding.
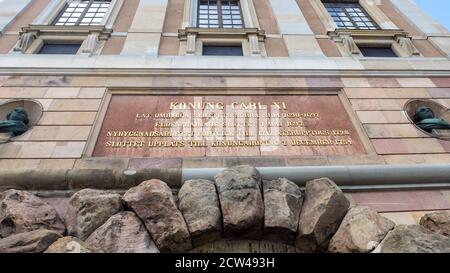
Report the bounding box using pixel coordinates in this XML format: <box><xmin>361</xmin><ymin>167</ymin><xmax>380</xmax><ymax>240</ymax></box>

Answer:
<box><xmin>13</xmin><ymin>25</ymin><xmax>113</xmax><ymax>55</ymax></box>
<box><xmin>328</xmin><ymin>29</ymin><xmax>421</xmax><ymax>57</ymax></box>
<box><xmin>178</xmin><ymin>27</ymin><xmax>266</xmax><ymax>56</ymax></box>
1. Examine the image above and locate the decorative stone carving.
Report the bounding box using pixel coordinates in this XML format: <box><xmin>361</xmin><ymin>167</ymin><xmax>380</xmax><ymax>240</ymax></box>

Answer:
<box><xmin>396</xmin><ymin>36</ymin><xmax>420</xmax><ymax>56</ymax></box>
<box><xmin>13</xmin><ymin>33</ymin><xmax>36</xmax><ymax>53</ymax></box>
<box><xmin>0</xmin><ymin>107</ymin><xmax>30</xmax><ymax>138</ymax></box>
<box><xmin>186</xmin><ymin>33</ymin><xmax>197</xmax><ymax>55</ymax></box>
<box><xmin>248</xmin><ymin>34</ymin><xmax>261</xmax><ymax>56</ymax></box>
<box><xmin>341</xmin><ymin>34</ymin><xmax>360</xmax><ymax>56</ymax></box>
<box><xmin>82</xmin><ymin>34</ymin><xmax>99</xmax><ymax>55</ymax></box>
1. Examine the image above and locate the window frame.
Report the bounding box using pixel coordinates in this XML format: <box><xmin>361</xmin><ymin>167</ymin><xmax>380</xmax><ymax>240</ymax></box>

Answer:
<box><xmin>309</xmin><ymin>0</ymin><xmax>398</xmax><ymax>32</ymax></box>
<box><xmin>52</xmin><ymin>0</ymin><xmax>113</xmax><ymax>27</ymax></box>
<box><xmin>197</xmin><ymin>0</ymin><xmax>245</xmax><ymax>29</ymax></box>
<box><xmin>32</xmin><ymin>0</ymin><xmax>123</xmax><ymax>28</ymax></box>
<box><xmin>328</xmin><ymin>29</ymin><xmax>421</xmax><ymax>58</ymax></box>
<box><xmin>322</xmin><ymin>2</ymin><xmax>379</xmax><ymax>30</ymax></box>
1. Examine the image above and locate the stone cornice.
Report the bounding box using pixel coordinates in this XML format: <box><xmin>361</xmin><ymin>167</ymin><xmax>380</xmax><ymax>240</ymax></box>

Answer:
<box><xmin>20</xmin><ymin>25</ymin><xmax>113</xmax><ymax>40</ymax></box>
<box><xmin>0</xmin><ymin>55</ymin><xmax>449</xmax><ymax>77</ymax></box>
<box><xmin>178</xmin><ymin>27</ymin><xmax>266</xmax><ymax>41</ymax></box>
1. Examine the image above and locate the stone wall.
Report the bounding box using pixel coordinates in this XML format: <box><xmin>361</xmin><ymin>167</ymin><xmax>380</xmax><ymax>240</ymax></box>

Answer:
<box><xmin>1</xmin><ymin>75</ymin><xmax>450</xmax><ymax>166</ymax></box>
<box><xmin>1</xmin><ymin>165</ymin><xmax>449</xmax><ymax>253</ymax></box>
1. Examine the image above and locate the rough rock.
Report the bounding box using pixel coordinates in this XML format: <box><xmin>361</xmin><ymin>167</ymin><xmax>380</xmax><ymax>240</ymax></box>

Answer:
<box><xmin>263</xmin><ymin>178</ymin><xmax>303</xmax><ymax>243</ymax></box>
<box><xmin>0</xmin><ymin>229</ymin><xmax>62</xmax><ymax>253</ymax></box>
<box><xmin>178</xmin><ymin>179</ymin><xmax>222</xmax><ymax>247</ymax></box>
<box><xmin>295</xmin><ymin>177</ymin><xmax>350</xmax><ymax>252</ymax></box>
<box><xmin>419</xmin><ymin>211</ymin><xmax>450</xmax><ymax>237</ymax></box>
<box><xmin>376</xmin><ymin>225</ymin><xmax>450</xmax><ymax>253</ymax></box>
<box><xmin>86</xmin><ymin>211</ymin><xmax>159</xmax><ymax>253</ymax></box>
<box><xmin>65</xmin><ymin>189</ymin><xmax>123</xmax><ymax>240</ymax></box>
<box><xmin>214</xmin><ymin>165</ymin><xmax>264</xmax><ymax>239</ymax></box>
<box><xmin>0</xmin><ymin>190</ymin><xmax>65</xmax><ymax>238</ymax></box>
<box><xmin>123</xmin><ymin>180</ymin><xmax>192</xmax><ymax>252</ymax></box>
<box><xmin>44</xmin><ymin>236</ymin><xmax>102</xmax><ymax>253</ymax></box>
<box><xmin>328</xmin><ymin>206</ymin><xmax>395</xmax><ymax>253</ymax></box>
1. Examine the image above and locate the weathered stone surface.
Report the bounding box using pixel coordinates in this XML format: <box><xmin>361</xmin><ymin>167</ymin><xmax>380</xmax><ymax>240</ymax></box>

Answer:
<box><xmin>214</xmin><ymin>165</ymin><xmax>264</xmax><ymax>239</ymax></box>
<box><xmin>0</xmin><ymin>190</ymin><xmax>65</xmax><ymax>238</ymax></box>
<box><xmin>328</xmin><ymin>206</ymin><xmax>395</xmax><ymax>253</ymax></box>
<box><xmin>86</xmin><ymin>211</ymin><xmax>159</xmax><ymax>253</ymax></box>
<box><xmin>65</xmin><ymin>189</ymin><xmax>123</xmax><ymax>240</ymax></box>
<box><xmin>123</xmin><ymin>180</ymin><xmax>192</xmax><ymax>252</ymax></box>
<box><xmin>295</xmin><ymin>177</ymin><xmax>350</xmax><ymax>252</ymax></box>
<box><xmin>263</xmin><ymin>178</ymin><xmax>303</xmax><ymax>244</ymax></box>
<box><xmin>376</xmin><ymin>225</ymin><xmax>450</xmax><ymax>253</ymax></box>
<box><xmin>44</xmin><ymin>236</ymin><xmax>102</xmax><ymax>253</ymax></box>
<box><xmin>420</xmin><ymin>211</ymin><xmax>450</xmax><ymax>237</ymax></box>
<box><xmin>178</xmin><ymin>179</ymin><xmax>222</xmax><ymax>247</ymax></box>
<box><xmin>0</xmin><ymin>229</ymin><xmax>62</xmax><ymax>253</ymax></box>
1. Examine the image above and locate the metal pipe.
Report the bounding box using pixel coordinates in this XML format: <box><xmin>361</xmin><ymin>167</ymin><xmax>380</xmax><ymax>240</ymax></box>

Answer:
<box><xmin>1</xmin><ymin>164</ymin><xmax>450</xmax><ymax>192</ymax></box>
<box><xmin>182</xmin><ymin>164</ymin><xmax>450</xmax><ymax>191</ymax></box>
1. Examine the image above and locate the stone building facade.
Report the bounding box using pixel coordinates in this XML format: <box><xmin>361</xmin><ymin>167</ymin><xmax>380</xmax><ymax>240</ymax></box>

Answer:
<box><xmin>0</xmin><ymin>0</ymin><xmax>450</xmax><ymax>237</ymax></box>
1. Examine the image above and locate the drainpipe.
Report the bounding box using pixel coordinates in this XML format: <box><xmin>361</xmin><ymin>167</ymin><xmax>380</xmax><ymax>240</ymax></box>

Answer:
<box><xmin>1</xmin><ymin>164</ymin><xmax>450</xmax><ymax>192</ymax></box>
<box><xmin>182</xmin><ymin>164</ymin><xmax>450</xmax><ymax>191</ymax></box>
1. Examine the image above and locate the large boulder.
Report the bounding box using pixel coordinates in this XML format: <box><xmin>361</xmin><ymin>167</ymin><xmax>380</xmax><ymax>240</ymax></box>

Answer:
<box><xmin>263</xmin><ymin>178</ymin><xmax>303</xmax><ymax>244</ymax></box>
<box><xmin>328</xmin><ymin>206</ymin><xmax>395</xmax><ymax>253</ymax></box>
<box><xmin>178</xmin><ymin>180</ymin><xmax>222</xmax><ymax>247</ymax></box>
<box><xmin>295</xmin><ymin>178</ymin><xmax>350</xmax><ymax>252</ymax></box>
<box><xmin>44</xmin><ymin>236</ymin><xmax>102</xmax><ymax>253</ymax></box>
<box><xmin>0</xmin><ymin>229</ymin><xmax>62</xmax><ymax>253</ymax></box>
<box><xmin>0</xmin><ymin>190</ymin><xmax>65</xmax><ymax>238</ymax></box>
<box><xmin>376</xmin><ymin>225</ymin><xmax>450</xmax><ymax>253</ymax></box>
<box><xmin>65</xmin><ymin>189</ymin><xmax>123</xmax><ymax>240</ymax></box>
<box><xmin>214</xmin><ymin>165</ymin><xmax>264</xmax><ymax>239</ymax></box>
<box><xmin>86</xmin><ymin>212</ymin><xmax>159</xmax><ymax>253</ymax></box>
<box><xmin>123</xmin><ymin>180</ymin><xmax>192</xmax><ymax>252</ymax></box>
<box><xmin>420</xmin><ymin>211</ymin><xmax>450</xmax><ymax>237</ymax></box>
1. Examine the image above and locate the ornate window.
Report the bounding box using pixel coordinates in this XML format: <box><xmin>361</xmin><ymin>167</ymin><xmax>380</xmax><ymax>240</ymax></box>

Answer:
<box><xmin>198</xmin><ymin>0</ymin><xmax>243</xmax><ymax>29</ymax></box>
<box><xmin>12</xmin><ymin>0</ymin><xmax>123</xmax><ymax>55</ymax></box>
<box><xmin>323</xmin><ymin>2</ymin><xmax>379</xmax><ymax>30</ymax></box>
<box><xmin>53</xmin><ymin>0</ymin><xmax>112</xmax><ymax>26</ymax></box>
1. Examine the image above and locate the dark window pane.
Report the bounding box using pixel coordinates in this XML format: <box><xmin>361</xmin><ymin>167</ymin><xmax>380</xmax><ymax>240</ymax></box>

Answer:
<box><xmin>203</xmin><ymin>45</ymin><xmax>243</xmax><ymax>56</ymax></box>
<box><xmin>38</xmin><ymin>43</ymin><xmax>81</xmax><ymax>54</ymax></box>
<box><xmin>359</xmin><ymin>47</ymin><xmax>397</xmax><ymax>57</ymax></box>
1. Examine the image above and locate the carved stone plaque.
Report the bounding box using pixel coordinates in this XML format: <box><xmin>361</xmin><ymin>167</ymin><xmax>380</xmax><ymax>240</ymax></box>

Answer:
<box><xmin>93</xmin><ymin>95</ymin><xmax>366</xmax><ymax>157</ymax></box>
